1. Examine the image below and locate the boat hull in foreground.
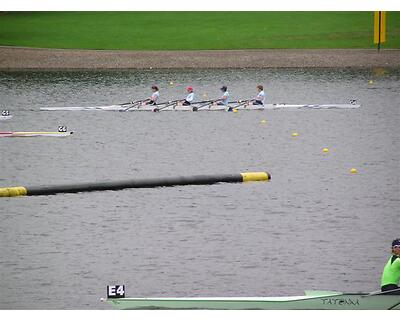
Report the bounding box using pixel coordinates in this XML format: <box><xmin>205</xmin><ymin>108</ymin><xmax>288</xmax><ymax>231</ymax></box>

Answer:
<box><xmin>0</xmin><ymin>131</ymin><xmax>73</xmax><ymax>138</ymax></box>
<box><xmin>105</xmin><ymin>292</ymin><xmax>400</xmax><ymax>310</ymax></box>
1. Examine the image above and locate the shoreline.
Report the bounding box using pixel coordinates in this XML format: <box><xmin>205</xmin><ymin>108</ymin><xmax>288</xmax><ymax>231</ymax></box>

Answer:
<box><xmin>1</xmin><ymin>47</ymin><xmax>400</xmax><ymax>69</ymax></box>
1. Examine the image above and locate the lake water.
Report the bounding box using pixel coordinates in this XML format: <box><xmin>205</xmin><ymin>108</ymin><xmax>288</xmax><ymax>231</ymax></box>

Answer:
<box><xmin>0</xmin><ymin>68</ymin><xmax>399</xmax><ymax>309</ymax></box>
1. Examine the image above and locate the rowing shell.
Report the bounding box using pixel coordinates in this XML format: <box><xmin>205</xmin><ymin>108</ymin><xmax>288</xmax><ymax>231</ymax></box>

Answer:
<box><xmin>0</xmin><ymin>115</ymin><xmax>13</xmax><ymax>121</ymax></box>
<box><xmin>40</xmin><ymin>102</ymin><xmax>360</xmax><ymax>112</ymax></box>
<box><xmin>104</xmin><ymin>290</ymin><xmax>400</xmax><ymax>310</ymax></box>
<box><xmin>0</xmin><ymin>131</ymin><xmax>73</xmax><ymax>138</ymax></box>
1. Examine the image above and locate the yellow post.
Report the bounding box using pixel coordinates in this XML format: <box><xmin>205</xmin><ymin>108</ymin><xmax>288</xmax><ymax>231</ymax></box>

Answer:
<box><xmin>374</xmin><ymin>11</ymin><xmax>386</xmax><ymax>50</ymax></box>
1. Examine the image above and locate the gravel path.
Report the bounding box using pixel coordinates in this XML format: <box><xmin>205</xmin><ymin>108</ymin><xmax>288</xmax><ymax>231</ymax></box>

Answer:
<box><xmin>0</xmin><ymin>47</ymin><xmax>399</xmax><ymax>69</ymax></box>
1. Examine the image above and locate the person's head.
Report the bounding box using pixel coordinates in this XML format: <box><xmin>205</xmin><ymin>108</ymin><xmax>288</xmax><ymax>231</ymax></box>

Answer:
<box><xmin>220</xmin><ymin>85</ymin><xmax>227</xmax><ymax>92</ymax></box>
<box><xmin>392</xmin><ymin>239</ymin><xmax>400</xmax><ymax>256</ymax></box>
<box><xmin>186</xmin><ymin>86</ymin><xmax>193</xmax><ymax>93</ymax></box>
<box><xmin>151</xmin><ymin>85</ymin><xmax>158</xmax><ymax>92</ymax></box>
<box><xmin>257</xmin><ymin>85</ymin><xmax>263</xmax><ymax>92</ymax></box>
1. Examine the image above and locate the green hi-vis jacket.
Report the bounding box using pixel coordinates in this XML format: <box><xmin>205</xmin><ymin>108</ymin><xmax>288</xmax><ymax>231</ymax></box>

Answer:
<box><xmin>381</xmin><ymin>255</ymin><xmax>400</xmax><ymax>287</ymax></box>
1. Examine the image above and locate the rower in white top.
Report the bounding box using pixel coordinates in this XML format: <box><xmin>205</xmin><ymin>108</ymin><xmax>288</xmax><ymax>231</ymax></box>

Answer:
<box><xmin>252</xmin><ymin>85</ymin><xmax>265</xmax><ymax>105</ymax></box>
<box><xmin>179</xmin><ymin>86</ymin><xmax>195</xmax><ymax>106</ymax></box>
<box><xmin>144</xmin><ymin>85</ymin><xmax>160</xmax><ymax>105</ymax></box>
<box><xmin>215</xmin><ymin>86</ymin><xmax>229</xmax><ymax>106</ymax></box>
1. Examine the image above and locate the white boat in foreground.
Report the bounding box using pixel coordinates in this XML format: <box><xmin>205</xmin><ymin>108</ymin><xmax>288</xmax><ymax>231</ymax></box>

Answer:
<box><xmin>0</xmin><ymin>131</ymin><xmax>73</xmax><ymax>138</ymax></box>
<box><xmin>0</xmin><ymin>115</ymin><xmax>13</xmax><ymax>121</ymax></box>
<box><xmin>1</xmin><ymin>110</ymin><xmax>13</xmax><ymax>120</ymax></box>
<box><xmin>40</xmin><ymin>101</ymin><xmax>360</xmax><ymax>112</ymax></box>
<box><xmin>104</xmin><ymin>290</ymin><xmax>400</xmax><ymax>310</ymax></box>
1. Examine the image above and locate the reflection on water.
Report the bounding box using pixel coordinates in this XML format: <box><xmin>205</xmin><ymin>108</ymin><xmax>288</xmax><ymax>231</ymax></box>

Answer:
<box><xmin>0</xmin><ymin>68</ymin><xmax>399</xmax><ymax>309</ymax></box>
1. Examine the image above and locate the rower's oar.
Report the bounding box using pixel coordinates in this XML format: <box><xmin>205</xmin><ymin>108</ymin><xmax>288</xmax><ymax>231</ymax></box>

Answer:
<box><xmin>119</xmin><ymin>98</ymin><xmax>150</xmax><ymax>106</ymax></box>
<box><xmin>193</xmin><ymin>101</ymin><xmax>215</xmax><ymax>111</ymax></box>
<box><xmin>364</xmin><ymin>288</ymin><xmax>400</xmax><ymax>296</ymax></box>
<box><xmin>152</xmin><ymin>100</ymin><xmax>181</xmax><ymax>112</ymax></box>
<box><xmin>227</xmin><ymin>100</ymin><xmax>248</xmax><ymax>112</ymax></box>
<box><xmin>226</xmin><ymin>99</ymin><xmax>253</xmax><ymax>112</ymax></box>
<box><xmin>120</xmin><ymin>99</ymin><xmax>148</xmax><ymax>112</ymax></box>
<box><xmin>193</xmin><ymin>98</ymin><xmax>238</xmax><ymax>111</ymax></box>
<box><xmin>191</xmin><ymin>99</ymin><xmax>216</xmax><ymax>105</ymax></box>
<box><xmin>120</xmin><ymin>102</ymin><xmax>139</xmax><ymax>112</ymax></box>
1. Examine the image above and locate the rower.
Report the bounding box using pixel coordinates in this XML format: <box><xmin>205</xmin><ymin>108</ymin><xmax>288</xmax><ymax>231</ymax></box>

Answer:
<box><xmin>146</xmin><ymin>86</ymin><xmax>160</xmax><ymax>105</ymax></box>
<box><xmin>181</xmin><ymin>86</ymin><xmax>194</xmax><ymax>106</ymax></box>
<box><xmin>216</xmin><ymin>86</ymin><xmax>229</xmax><ymax>106</ymax></box>
<box><xmin>381</xmin><ymin>238</ymin><xmax>400</xmax><ymax>294</ymax></box>
<box><xmin>252</xmin><ymin>85</ymin><xmax>265</xmax><ymax>105</ymax></box>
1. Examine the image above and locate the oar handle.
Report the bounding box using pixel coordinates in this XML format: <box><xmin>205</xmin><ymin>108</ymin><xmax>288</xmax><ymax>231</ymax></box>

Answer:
<box><xmin>191</xmin><ymin>99</ymin><xmax>215</xmax><ymax>105</ymax></box>
<box><xmin>121</xmin><ymin>100</ymin><xmax>143</xmax><ymax>112</ymax></box>
<box><xmin>234</xmin><ymin>99</ymin><xmax>252</xmax><ymax>103</ymax></box>
<box><xmin>226</xmin><ymin>101</ymin><xmax>247</xmax><ymax>112</ymax></box>
<box><xmin>153</xmin><ymin>100</ymin><xmax>182</xmax><ymax>112</ymax></box>
<box><xmin>365</xmin><ymin>288</ymin><xmax>400</xmax><ymax>296</ymax></box>
<box><xmin>193</xmin><ymin>101</ymin><xmax>216</xmax><ymax>111</ymax></box>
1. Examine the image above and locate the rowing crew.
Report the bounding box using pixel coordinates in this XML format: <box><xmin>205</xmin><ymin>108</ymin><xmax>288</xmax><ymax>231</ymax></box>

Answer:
<box><xmin>136</xmin><ymin>84</ymin><xmax>266</xmax><ymax>108</ymax></box>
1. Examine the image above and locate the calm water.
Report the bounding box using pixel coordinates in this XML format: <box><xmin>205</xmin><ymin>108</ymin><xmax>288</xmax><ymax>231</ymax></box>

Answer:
<box><xmin>0</xmin><ymin>68</ymin><xmax>399</xmax><ymax>309</ymax></box>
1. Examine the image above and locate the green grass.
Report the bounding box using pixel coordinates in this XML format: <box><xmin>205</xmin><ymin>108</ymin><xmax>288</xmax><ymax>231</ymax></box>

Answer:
<box><xmin>0</xmin><ymin>12</ymin><xmax>399</xmax><ymax>50</ymax></box>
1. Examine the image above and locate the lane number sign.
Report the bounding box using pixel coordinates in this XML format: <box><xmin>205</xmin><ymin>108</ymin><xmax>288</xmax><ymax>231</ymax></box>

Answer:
<box><xmin>107</xmin><ymin>285</ymin><xmax>125</xmax><ymax>298</ymax></box>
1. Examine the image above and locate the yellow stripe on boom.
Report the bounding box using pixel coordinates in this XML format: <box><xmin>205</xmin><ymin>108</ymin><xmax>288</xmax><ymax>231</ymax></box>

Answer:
<box><xmin>0</xmin><ymin>186</ymin><xmax>27</xmax><ymax>197</ymax></box>
<box><xmin>241</xmin><ymin>172</ymin><xmax>270</xmax><ymax>182</ymax></box>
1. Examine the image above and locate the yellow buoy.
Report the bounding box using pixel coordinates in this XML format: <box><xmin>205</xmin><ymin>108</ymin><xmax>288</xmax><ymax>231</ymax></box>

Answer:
<box><xmin>292</xmin><ymin>132</ymin><xmax>299</xmax><ymax>137</ymax></box>
<box><xmin>203</xmin><ymin>93</ymin><xmax>208</xmax><ymax>97</ymax></box>
<box><xmin>232</xmin><ymin>109</ymin><xmax>238</xmax><ymax>113</ymax></box>
<box><xmin>260</xmin><ymin>119</ymin><xmax>267</xmax><ymax>124</ymax></box>
<box><xmin>350</xmin><ymin>168</ymin><xmax>358</xmax><ymax>174</ymax></box>
<box><xmin>322</xmin><ymin>148</ymin><xmax>329</xmax><ymax>153</ymax></box>
<box><xmin>368</xmin><ymin>80</ymin><xmax>374</xmax><ymax>84</ymax></box>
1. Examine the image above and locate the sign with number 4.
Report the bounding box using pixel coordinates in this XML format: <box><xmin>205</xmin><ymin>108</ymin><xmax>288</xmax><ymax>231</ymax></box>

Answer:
<box><xmin>107</xmin><ymin>285</ymin><xmax>125</xmax><ymax>298</ymax></box>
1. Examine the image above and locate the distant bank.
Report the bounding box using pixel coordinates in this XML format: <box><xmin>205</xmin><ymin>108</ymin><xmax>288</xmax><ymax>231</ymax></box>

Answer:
<box><xmin>0</xmin><ymin>12</ymin><xmax>399</xmax><ymax>50</ymax></box>
<box><xmin>1</xmin><ymin>12</ymin><xmax>399</xmax><ymax>69</ymax></box>
<box><xmin>0</xmin><ymin>47</ymin><xmax>399</xmax><ymax>69</ymax></box>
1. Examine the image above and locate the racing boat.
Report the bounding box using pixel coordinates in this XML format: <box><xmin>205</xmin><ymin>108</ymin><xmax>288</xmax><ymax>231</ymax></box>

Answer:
<box><xmin>40</xmin><ymin>101</ymin><xmax>360</xmax><ymax>112</ymax></box>
<box><xmin>0</xmin><ymin>131</ymin><xmax>73</xmax><ymax>138</ymax></box>
<box><xmin>0</xmin><ymin>110</ymin><xmax>12</xmax><ymax>120</ymax></box>
<box><xmin>104</xmin><ymin>289</ymin><xmax>400</xmax><ymax>310</ymax></box>
<box><xmin>0</xmin><ymin>115</ymin><xmax>13</xmax><ymax>121</ymax></box>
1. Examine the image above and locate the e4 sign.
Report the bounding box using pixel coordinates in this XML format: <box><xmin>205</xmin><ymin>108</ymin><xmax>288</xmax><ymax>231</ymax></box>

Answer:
<box><xmin>107</xmin><ymin>285</ymin><xmax>125</xmax><ymax>298</ymax></box>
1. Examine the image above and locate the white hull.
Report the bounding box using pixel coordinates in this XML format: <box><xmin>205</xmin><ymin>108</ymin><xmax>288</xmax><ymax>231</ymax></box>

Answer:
<box><xmin>0</xmin><ymin>131</ymin><xmax>73</xmax><ymax>138</ymax></box>
<box><xmin>41</xmin><ymin>102</ymin><xmax>360</xmax><ymax>112</ymax></box>
<box><xmin>105</xmin><ymin>291</ymin><xmax>400</xmax><ymax>310</ymax></box>
<box><xmin>0</xmin><ymin>115</ymin><xmax>13</xmax><ymax>121</ymax></box>
<box><xmin>264</xmin><ymin>103</ymin><xmax>360</xmax><ymax>109</ymax></box>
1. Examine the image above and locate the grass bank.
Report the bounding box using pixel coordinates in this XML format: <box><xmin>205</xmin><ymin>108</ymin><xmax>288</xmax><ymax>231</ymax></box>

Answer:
<box><xmin>0</xmin><ymin>12</ymin><xmax>399</xmax><ymax>50</ymax></box>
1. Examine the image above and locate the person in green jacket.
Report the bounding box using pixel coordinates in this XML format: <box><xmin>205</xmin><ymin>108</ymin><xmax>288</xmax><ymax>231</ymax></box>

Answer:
<box><xmin>381</xmin><ymin>239</ymin><xmax>400</xmax><ymax>294</ymax></box>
